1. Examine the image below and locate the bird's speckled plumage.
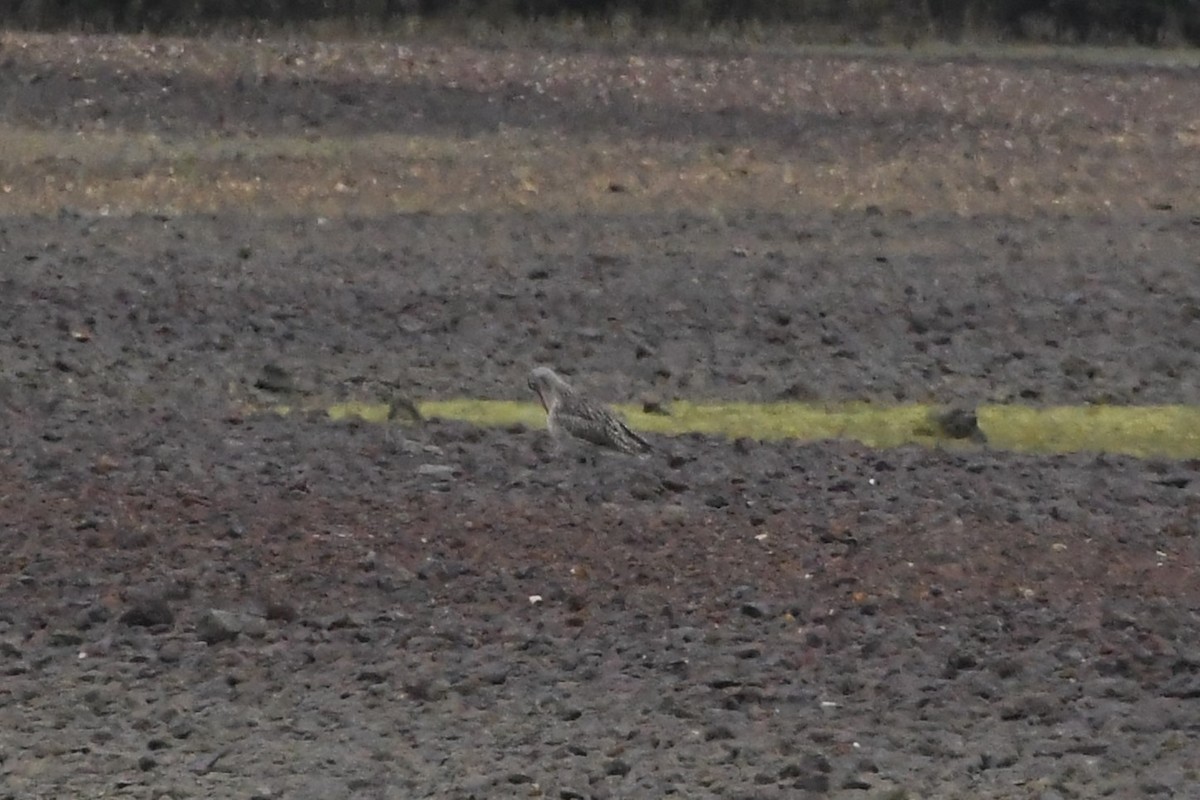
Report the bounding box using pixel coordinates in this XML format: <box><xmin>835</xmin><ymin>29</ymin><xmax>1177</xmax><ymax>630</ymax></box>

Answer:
<box><xmin>528</xmin><ymin>367</ymin><xmax>652</xmax><ymax>455</ymax></box>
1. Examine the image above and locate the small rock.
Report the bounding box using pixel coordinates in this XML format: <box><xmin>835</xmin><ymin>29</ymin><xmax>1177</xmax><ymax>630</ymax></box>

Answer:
<box><xmin>1061</xmin><ymin>354</ymin><xmax>1098</xmax><ymax>380</ymax></box>
<box><xmin>791</xmin><ymin>773</ymin><xmax>830</xmax><ymax>792</ymax></box>
<box><xmin>170</xmin><ymin>721</ymin><xmax>195</xmax><ymax>740</ymax></box>
<box><xmin>416</xmin><ymin>464</ymin><xmax>456</xmax><ymax>478</ymax></box>
<box><xmin>115</xmin><ymin>528</ymin><xmax>155</xmax><ymax>549</ymax></box>
<box><xmin>254</xmin><ymin>363</ymin><xmax>295</xmax><ymax>394</ymax></box>
<box><xmin>777</xmin><ymin>381</ymin><xmax>817</xmax><ymax>401</ymax></box>
<box><xmin>91</xmin><ymin>453</ymin><xmax>119</xmax><ymax>474</ymax></box>
<box><xmin>403</xmin><ymin>677</ymin><xmax>449</xmax><ymax>701</ymax></box>
<box><xmin>78</xmin><ymin>634</ymin><xmax>112</xmax><ymax>658</ymax></box>
<box><xmin>48</xmin><ymin>630</ymin><xmax>83</xmax><ymax>647</ymax></box>
<box><xmin>157</xmin><ymin>640</ymin><xmax>185</xmax><ymax>663</ymax></box>
<box><xmin>660</xmin><ymin>477</ymin><xmax>689</xmax><ymax>493</ymax></box>
<box><xmin>196</xmin><ymin>609</ymin><xmax>266</xmax><ymax>645</ymax></box>
<box><xmin>945</xmin><ymin>649</ymin><xmax>979</xmax><ymax>674</ymax></box>
<box><xmin>394</xmin><ymin>438</ymin><xmax>442</xmax><ymax>456</ymax></box>
<box><xmin>190</xmin><ymin>748</ymin><xmax>230</xmax><ymax>774</ymax></box>
<box><xmin>1000</xmin><ymin>691</ymin><xmax>1057</xmax><ymax>720</ymax></box>
<box><xmin>1152</xmin><ymin>476</ymin><xmax>1190</xmax><ymax>489</ymax></box>
<box><xmin>1139</xmin><ymin>779</ymin><xmax>1173</xmax><ymax>795</ymax></box>
<box><xmin>979</xmin><ymin>747</ymin><xmax>1019</xmax><ymax>769</ymax></box>
<box><xmin>322</xmin><ymin>613</ymin><xmax>363</xmax><ymax>630</ymax></box>
<box><xmin>705</xmin><ymin>725</ymin><xmax>735</xmax><ymax>741</ymax></box>
<box><xmin>357</xmin><ymin>669</ymin><xmax>389</xmax><ymax>684</ymax></box>
<box><xmin>630</xmin><ymin>482</ymin><xmax>659</xmax><ymax>501</ymax></box>
<box><xmin>780</xmin><ymin>753</ymin><xmax>832</xmax><ymax>791</ymax></box>
<box><xmin>264</xmin><ymin>602</ymin><xmax>298</xmax><ymax>622</ymax></box>
<box><xmin>120</xmin><ymin>598</ymin><xmax>174</xmax><ymax>628</ymax></box>
<box><xmin>641</xmin><ymin>394</ymin><xmax>669</xmax><ymax>415</ymax></box>
<box><xmin>927</xmin><ymin>407</ymin><xmax>987</xmax><ymax>442</ymax></box>
<box><xmin>1160</xmin><ymin>673</ymin><xmax>1200</xmax><ymax>699</ymax></box>
<box><xmin>386</xmin><ymin>396</ymin><xmax>422</xmax><ymax>423</ymax></box>
<box><xmin>161</xmin><ymin>579</ymin><xmax>193</xmax><ymax>601</ymax></box>
<box><xmin>740</xmin><ymin>602</ymin><xmax>770</xmax><ymax>619</ymax></box>
<box><xmin>196</xmin><ymin>611</ymin><xmax>240</xmax><ymax>645</ymax></box>
<box><xmin>659</xmin><ymin>504</ymin><xmax>689</xmax><ymax>524</ymax></box>
<box><xmin>74</xmin><ymin>603</ymin><xmax>110</xmax><ymax>630</ymax></box>
<box><xmin>797</xmin><ymin>753</ymin><xmax>832</xmax><ymax>774</ymax></box>
<box><xmin>482</xmin><ymin>666</ymin><xmax>509</xmax><ymax>685</ymax></box>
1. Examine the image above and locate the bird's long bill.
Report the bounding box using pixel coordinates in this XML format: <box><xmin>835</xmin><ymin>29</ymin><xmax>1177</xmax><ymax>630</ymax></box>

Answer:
<box><xmin>534</xmin><ymin>387</ymin><xmax>549</xmax><ymax>413</ymax></box>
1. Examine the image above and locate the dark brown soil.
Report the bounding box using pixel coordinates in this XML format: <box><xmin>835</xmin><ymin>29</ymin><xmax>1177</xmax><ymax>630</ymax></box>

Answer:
<box><xmin>1</xmin><ymin>33</ymin><xmax>1199</xmax><ymax>800</ymax></box>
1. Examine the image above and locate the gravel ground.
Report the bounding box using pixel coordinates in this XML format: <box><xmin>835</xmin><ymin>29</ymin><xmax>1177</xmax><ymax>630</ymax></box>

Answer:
<box><xmin>1</xmin><ymin>32</ymin><xmax>1198</xmax><ymax>800</ymax></box>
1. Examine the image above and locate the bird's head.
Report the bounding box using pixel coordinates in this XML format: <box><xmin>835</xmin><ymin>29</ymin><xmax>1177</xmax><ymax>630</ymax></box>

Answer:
<box><xmin>528</xmin><ymin>366</ymin><xmax>570</xmax><ymax>411</ymax></box>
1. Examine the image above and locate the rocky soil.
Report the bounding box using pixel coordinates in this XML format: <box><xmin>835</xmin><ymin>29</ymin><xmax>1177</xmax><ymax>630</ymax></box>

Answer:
<box><xmin>1</xmin><ymin>32</ymin><xmax>1199</xmax><ymax>800</ymax></box>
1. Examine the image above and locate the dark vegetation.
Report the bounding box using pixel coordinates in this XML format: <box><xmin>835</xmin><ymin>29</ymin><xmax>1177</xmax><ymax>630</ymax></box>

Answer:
<box><xmin>4</xmin><ymin>0</ymin><xmax>1200</xmax><ymax>46</ymax></box>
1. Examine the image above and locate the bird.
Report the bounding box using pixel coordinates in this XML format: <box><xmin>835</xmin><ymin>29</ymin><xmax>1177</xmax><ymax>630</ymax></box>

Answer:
<box><xmin>527</xmin><ymin>366</ymin><xmax>652</xmax><ymax>456</ymax></box>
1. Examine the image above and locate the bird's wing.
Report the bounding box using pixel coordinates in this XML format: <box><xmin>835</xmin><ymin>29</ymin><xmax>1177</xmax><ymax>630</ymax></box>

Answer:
<box><xmin>557</xmin><ymin>397</ymin><xmax>652</xmax><ymax>454</ymax></box>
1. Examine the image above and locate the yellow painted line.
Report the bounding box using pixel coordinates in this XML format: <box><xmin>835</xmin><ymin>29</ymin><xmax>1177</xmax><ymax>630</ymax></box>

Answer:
<box><xmin>302</xmin><ymin>400</ymin><xmax>1200</xmax><ymax>460</ymax></box>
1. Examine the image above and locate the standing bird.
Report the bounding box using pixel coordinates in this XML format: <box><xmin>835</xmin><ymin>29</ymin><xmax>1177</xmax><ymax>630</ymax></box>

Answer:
<box><xmin>528</xmin><ymin>367</ymin><xmax>653</xmax><ymax>456</ymax></box>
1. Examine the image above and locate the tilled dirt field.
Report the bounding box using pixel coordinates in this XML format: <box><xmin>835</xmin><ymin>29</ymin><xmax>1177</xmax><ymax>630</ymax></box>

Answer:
<box><xmin>1</xmin><ymin>33</ymin><xmax>1200</xmax><ymax>800</ymax></box>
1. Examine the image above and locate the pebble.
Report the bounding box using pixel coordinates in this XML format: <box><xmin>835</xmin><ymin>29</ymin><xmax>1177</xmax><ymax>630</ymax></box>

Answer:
<box><xmin>196</xmin><ymin>610</ymin><xmax>267</xmax><ymax>645</ymax></box>
<box><xmin>120</xmin><ymin>598</ymin><xmax>174</xmax><ymax>628</ymax></box>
